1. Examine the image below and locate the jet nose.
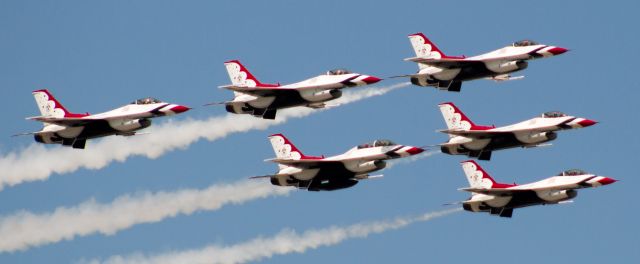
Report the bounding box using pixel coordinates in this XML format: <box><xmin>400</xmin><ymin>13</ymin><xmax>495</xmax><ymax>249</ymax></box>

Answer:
<box><xmin>169</xmin><ymin>105</ymin><xmax>191</xmax><ymax>114</ymax></box>
<box><xmin>547</xmin><ymin>47</ymin><xmax>569</xmax><ymax>56</ymax></box>
<box><xmin>577</xmin><ymin>119</ymin><xmax>597</xmax><ymax>127</ymax></box>
<box><xmin>597</xmin><ymin>177</ymin><xmax>617</xmax><ymax>186</ymax></box>
<box><xmin>405</xmin><ymin>146</ymin><xmax>425</xmax><ymax>155</ymax></box>
<box><xmin>361</xmin><ymin>76</ymin><xmax>382</xmax><ymax>85</ymax></box>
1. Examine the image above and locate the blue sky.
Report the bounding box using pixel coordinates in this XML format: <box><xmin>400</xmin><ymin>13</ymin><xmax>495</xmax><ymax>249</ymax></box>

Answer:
<box><xmin>1</xmin><ymin>0</ymin><xmax>638</xmax><ymax>263</ymax></box>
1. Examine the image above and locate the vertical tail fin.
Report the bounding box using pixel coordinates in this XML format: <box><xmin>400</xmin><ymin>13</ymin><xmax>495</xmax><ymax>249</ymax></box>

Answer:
<box><xmin>438</xmin><ymin>102</ymin><xmax>487</xmax><ymax>133</ymax></box>
<box><xmin>224</xmin><ymin>60</ymin><xmax>277</xmax><ymax>87</ymax></box>
<box><xmin>32</xmin><ymin>89</ymin><xmax>87</xmax><ymax>119</ymax></box>
<box><xmin>408</xmin><ymin>33</ymin><xmax>463</xmax><ymax>70</ymax></box>
<box><xmin>408</xmin><ymin>33</ymin><xmax>448</xmax><ymax>59</ymax></box>
<box><xmin>268</xmin><ymin>134</ymin><xmax>309</xmax><ymax>160</ymax></box>
<box><xmin>224</xmin><ymin>60</ymin><xmax>279</xmax><ymax>97</ymax></box>
<box><xmin>461</xmin><ymin>160</ymin><xmax>514</xmax><ymax>189</ymax></box>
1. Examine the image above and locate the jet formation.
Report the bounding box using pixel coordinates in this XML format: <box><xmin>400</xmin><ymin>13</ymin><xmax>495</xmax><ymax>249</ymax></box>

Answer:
<box><xmin>18</xmin><ymin>32</ymin><xmax>615</xmax><ymax>218</ymax></box>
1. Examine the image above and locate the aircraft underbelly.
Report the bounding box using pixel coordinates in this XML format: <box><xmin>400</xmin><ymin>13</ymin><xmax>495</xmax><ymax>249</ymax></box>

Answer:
<box><xmin>54</xmin><ymin>126</ymin><xmax>84</xmax><ymax>138</ymax></box>
<box><xmin>462</xmin><ymin>138</ymin><xmax>491</xmax><ymax>150</ymax></box>
<box><xmin>432</xmin><ymin>68</ymin><xmax>461</xmax><ymax>80</ymax></box>
<box><xmin>250</xmin><ymin>90</ymin><xmax>308</xmax><ymax>110</ymax></box>
<box><xmin>314</xmin><ymin>162</ymin><xmax>357</xmax><ymax>181</ymax></box>
<box><xmin>461</xmin><ymin>134</ymin><xmax>522</xmax><ymax>152</ymax></box>
<box><xmin>453</xmin><ymin>65</ymin><xmax>497</xmax><ymax>81</ymax></box>
<box><xmin>304</xmin><ymin>162</ymin><xmax>360</xmax><ymax>191</ymax></box>
<box><xmin>72</xmin><ymin>121</ymin><xmax>121</xmax><ymax>140</ymax></box>
<box><xmin>483</xmin><ymin>134</ymin><xmax>524</xmax><ymax>151</ymax></box>
<box><xmin>291</xmin><ymin>168</ymin><xmax>320</xmax><ymax>181</ymax></box>
<box><xmin>247</xmin><ymin>96</ymin><xmax>276</xmax><ymax>109</ymax></box>
<box><xmin>505</xmin><ymin>191</ymin><xmax>546</xmax><ymax>209</ymax></box>
<box><xmin>485</xmin><ymin>196</ymin><xmax>511</xmax><ymax>207</ymax></box>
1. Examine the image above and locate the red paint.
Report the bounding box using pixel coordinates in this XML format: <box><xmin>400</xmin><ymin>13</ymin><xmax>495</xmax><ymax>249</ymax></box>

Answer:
<box><xmin>170</xmin><ymin>105</ymin><xmax>190</xmax><ymax>114</ymax></box>
<box><xmin>406</xmin><ymin>147</ymin><xmax>424</xmax><ymax>155</ymax></box>
<box><xmin>578</xmin><ymin>119</ymin><xmax>597</xmax><ymax>127</ymax></box>
<box><xmin>32</xmin><ymin>89</ymin><xmax>90</xmax><ymax>117</ymax></box>
<box><xmin>361</xmin><ymin>76</ymin><xmax>382</xmax><ymax>84</ymax></box>
<box><xmin>462</xmin><ymin>160</ymin><xmax>517</xmax><ymax>188</ymax></box>
<box><xmin>224</xmin><ymin>60</ymin><xmax>280</xmax><ymax>87</ymax></box>
<box><xmin>547</xmin><ymin>47</ymin><xmax>568</xmax><ymax>55</ymax></box>
<box><xmin>597</xmin><ymin>177</ymin><xmax>617</xmax><ymax>185</ymax></box>
<box><xmin>439</xmin><ymin>102</ymin><xmax>494</xmax><ymax>130</ymax></box>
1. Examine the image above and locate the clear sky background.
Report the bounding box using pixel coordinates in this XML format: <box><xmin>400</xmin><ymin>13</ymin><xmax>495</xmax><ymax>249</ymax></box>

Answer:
<box><xmin>1</xmin><ymin>0</ymin><xmax>638</xmax><ymax>263</ymax></box>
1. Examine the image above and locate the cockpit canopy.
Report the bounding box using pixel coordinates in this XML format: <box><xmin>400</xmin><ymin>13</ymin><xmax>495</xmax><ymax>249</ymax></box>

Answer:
<box><xmin>131</xmin><ymin>97</ymin><xmax>162</xmax><ymax>105</ymax></box>
<box><xmin>542</xmin><ymin>111</ymin><xmax>567</xmax><ymax>118</ymax></box>
<box><xmin>357</xmin><ymin>139</ymin><xmax>397</xmax><ymax>149</ymax></box>
<box><xmin>513</xmin><ymin>40</ymin><xmax>539</xmax><ymax>47</ymax></box>
<box><xmin>326</xmin><ymin>69</ymin><xmax>352</xmax><ymax>75</ymax></box>
<box><xmin>557</xmin><ymin>169</ymin><xmax>589</xmax><ymax>176</ymax></box>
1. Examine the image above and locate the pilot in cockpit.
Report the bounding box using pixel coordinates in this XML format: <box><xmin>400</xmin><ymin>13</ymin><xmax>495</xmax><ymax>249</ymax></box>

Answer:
<box><xmin>326</xmin><ymin>69</ymin><xmax>352</xmax><ymax>75</ymax></box>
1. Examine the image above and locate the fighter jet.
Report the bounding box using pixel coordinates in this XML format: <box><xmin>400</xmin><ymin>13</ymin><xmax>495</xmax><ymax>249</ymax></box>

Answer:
<box><xmin>19</xmin><ymin>89</ymin><xmax>190</xmax><ymax>149</ymax></box>
<box><xmin>401</xmin><ymin>33</ymin><xmax>568</xmax><ymax>92</ymax></box>
<box><xmin>252</xmin><ymin>133</ymin><xmax>424</xmax><ymax>191</ymax></box>
<box><xmin>218</xmin><ymin>60</ymin><xmax>381</xmax><ymax>119</ymax></box>
<box><xmin>458</xmin><ymin>160</ymin><xmax>616</xmax><ymax>218</ymax></box>
<box><xmin>438</xmin><ymin>102</ymin><xmax>596</xmax><ymax>160</ymax></box>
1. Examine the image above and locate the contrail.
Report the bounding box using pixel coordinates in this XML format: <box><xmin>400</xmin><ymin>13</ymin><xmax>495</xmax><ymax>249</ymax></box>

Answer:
<box><xmin>83</xmin><ymin>208</ymin><xmax>461</xmax><ymax>264</ymax></box>
<box><xmin>0</xmin><ymin>83</ymin><xmax>408</xmax><ymax>190</ymax></box>
<box><xmin>0</xmin><ymin>180</ymin><xmax>292</xmax><ymax>253</ymax></box>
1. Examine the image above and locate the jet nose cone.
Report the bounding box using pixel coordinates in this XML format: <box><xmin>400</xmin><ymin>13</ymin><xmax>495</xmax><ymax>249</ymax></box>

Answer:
<box><xmin>406</xmin><ymin>146</ymin><xmax>425</xmax><ymax>155</ymax></box>
<box><xmin>361</xmin><ymin>76</ymin><xmax>382</xmax><ymax>85</ymax></box>
<box><xmin>548</xmin><ymin>47</ymin><xmax>569</xmax><ymax>55</ymax></box>
<box><xmin>170</xmin><ymin>105</ymin><xmax>191</xmax><ymax>114</ymax></box>
<box><xmin>597</xmin><ymin>177</ymin><xmax>617</xmax><ymax>186</ymax></box>
<box><xmin>578</xmin><ymin>119</ymin><xmax>597</xmax><ymax>127</ymax></box>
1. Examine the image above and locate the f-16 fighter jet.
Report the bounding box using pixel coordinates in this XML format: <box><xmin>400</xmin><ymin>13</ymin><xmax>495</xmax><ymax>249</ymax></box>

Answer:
<box><xmin>401</xmin><ymin>33</ymin><xmax>568</xmax><ymax>92</ymax></box>
<box><xmin>20</xmin><ymin>89</ymin><xmax>190</xmax><ymax>149</ymax></box>
<box><xmin>252</xmin><ymin>134</ymin><xmax>424</xmax><ymax>191</ymax></box>
<box><xmin>438</xmin><ymin>102</ymin><xmax>596</xmax><ymax>160</ymax></box>
<box><xmin>219</xmin><ymin>60</ymin><xmax>381</xmax><ymax>119</ymax></box>
<box><xmin>458</xmin><ymin>160</ymin><xmax>616</xmax><ymax>218</ymax></box>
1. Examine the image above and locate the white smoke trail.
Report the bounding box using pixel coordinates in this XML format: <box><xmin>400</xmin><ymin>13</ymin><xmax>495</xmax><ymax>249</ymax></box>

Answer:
<box><xmin>0</xmin><ymin>180</ymin><xmax>292</xmax><ymax>253</ymax></box>
<box><xmin>0</xmin><ymin>83</ymin><xmax>408</xmax><ymax>190</ymax></box>
<box><xmin>84</xmin><ymin>208</ymin><xmax>461</xmax><ymax>264</ymax></box>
